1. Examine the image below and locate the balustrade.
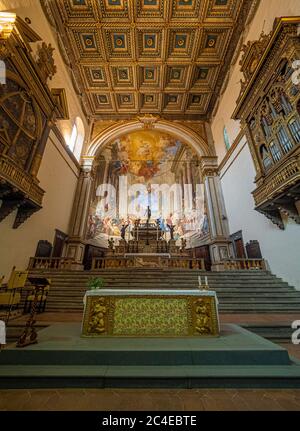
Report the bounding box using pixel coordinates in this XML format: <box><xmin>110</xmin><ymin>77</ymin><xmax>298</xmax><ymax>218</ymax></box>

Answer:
<box><xmin>28</xmin><ymin>257</ymin><xmax>75</xmax><ymax>270</ymax></box>
<box><xmin>222</xmin><ymin>259</ymin><xmax>267</xmax><ymax>271</ymax></box>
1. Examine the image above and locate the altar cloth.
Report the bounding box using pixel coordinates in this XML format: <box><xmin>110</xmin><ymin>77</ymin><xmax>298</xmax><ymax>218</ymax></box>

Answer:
<box><xmin>82</xmin><ymin>289</ymin><xmax>219</xmax><ymax>338</ymax></box>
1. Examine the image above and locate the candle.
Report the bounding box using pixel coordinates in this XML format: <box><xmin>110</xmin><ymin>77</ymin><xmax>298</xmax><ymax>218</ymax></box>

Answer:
<box><xmin>205</xmin><ymin>276</ymin><xmax>208</xmax><ymax>286</ymax></box>
<box><xmin>198</xmin><ymin>276</ymin><xmax>202</xmax><ymax>287</ymax></box>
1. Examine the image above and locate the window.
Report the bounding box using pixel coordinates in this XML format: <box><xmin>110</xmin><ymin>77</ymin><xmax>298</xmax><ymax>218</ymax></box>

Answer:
<box><xmin>68</xmin><ymin>117</ymin><xmax>85</xmax><ymax>161</ymax></box>
<box><xmin>223</xmin><ymin>127</ymin><xmax>231</xmax><ymax>151</ymax></box>
<box><xmin>288</xmin><ymin>118</ymin><xmax>300</xmax><ymax>143</ymax></box>
<box><xmin>277</xmin><ymin>126</ymin><xmax>293</xmax><ymax>154</ymax></box>
<box><xmin>69</xmin><ymin>124</ymin><xmax>78</xmax><ymax>153</ymax></box>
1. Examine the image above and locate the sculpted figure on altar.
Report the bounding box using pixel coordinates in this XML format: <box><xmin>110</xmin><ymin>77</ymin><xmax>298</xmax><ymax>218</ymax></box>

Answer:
<box><xmin>145</xmin><ymin>206</ymin><xmax>151</xmax><ymax>224</ymax></box>
<box><xmin>108</xmin><ymin>238</ymin><xmax>115</xmax><ymax>250</ymax></box>
<box><xmin>181</xmin><ymin>238</ymin><xmax>187</xmax><ymax>251</ymax></box>
<box><xmin>167</xmin><ymin>224</ymin><xmax>176</xmax><ymax>241</ymax></box>
<box><xmin>120</xmin><ymin>224</ymin><xmax>129</xmax><ymax>240</ymax></box>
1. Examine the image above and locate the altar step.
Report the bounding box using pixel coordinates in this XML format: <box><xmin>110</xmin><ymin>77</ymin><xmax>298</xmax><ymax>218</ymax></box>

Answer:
<box><xmin>1</xmin><ymin>324</ymin><xmax>300</xmax><ymax>389</ymax></box>
<box><xmin>27</xmin><ymin>269</ymin><xmax>300</xmax><ymax>314</ymax></box>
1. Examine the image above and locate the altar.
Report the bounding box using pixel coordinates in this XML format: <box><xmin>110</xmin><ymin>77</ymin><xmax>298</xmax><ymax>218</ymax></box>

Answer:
<box><xmin>82</xmin><ymin>289</ymin><xmax>220</xmax><ymax>338</ymax></box>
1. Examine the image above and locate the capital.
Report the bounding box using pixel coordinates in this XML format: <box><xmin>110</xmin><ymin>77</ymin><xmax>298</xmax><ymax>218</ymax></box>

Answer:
<box><xmin>199</xmin><ymin>157</ymin><xmax>219</xmax><ymax>179</ymax></box>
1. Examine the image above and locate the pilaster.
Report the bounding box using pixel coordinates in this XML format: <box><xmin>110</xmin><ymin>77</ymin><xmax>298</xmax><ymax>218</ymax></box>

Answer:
<box><xmin>200</xmin><ymin>157</ymin><xmax>232</xmax><ymax>270</ymax></box>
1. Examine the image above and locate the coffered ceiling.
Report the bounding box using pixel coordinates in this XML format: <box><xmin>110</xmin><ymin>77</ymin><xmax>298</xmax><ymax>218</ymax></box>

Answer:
<box><xmin>43</xmin><ymin>0</ymin><xmax>254</xmax><ymax>120</ymax></box>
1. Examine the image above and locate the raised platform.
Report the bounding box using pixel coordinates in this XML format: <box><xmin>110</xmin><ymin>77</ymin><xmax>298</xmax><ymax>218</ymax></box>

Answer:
<box><xmin>0</xmin><ymin>323</ymin><xmax>300</xmax><ymax>389</ymax></box>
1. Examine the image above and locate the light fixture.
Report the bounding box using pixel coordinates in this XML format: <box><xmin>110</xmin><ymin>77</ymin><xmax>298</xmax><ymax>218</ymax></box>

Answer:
<box><xmin>0</xmin><ymin>12</ymin><xmax>16</xmax><ymax>40</ymax></box>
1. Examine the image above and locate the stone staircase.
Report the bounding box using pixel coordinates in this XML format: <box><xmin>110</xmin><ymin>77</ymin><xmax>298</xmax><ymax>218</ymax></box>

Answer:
<box><xmin>28</xmin><ymin>269</ymin><xmax>300</xmax><ymax>314</ymax></box>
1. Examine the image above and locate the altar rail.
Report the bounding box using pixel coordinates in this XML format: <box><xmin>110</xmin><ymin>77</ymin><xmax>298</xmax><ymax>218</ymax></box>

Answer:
<box><xmin>92</xmin><ymin>257</ymin><xmax>205</xmax><ymax>271</ymax></box>
<box><xmin>28</xmin><ymin>257</ymin><xmax>75</xmax><ymax>270</ymax></box>
<box><xmin>222</xmin><ymin>259</ymin><xmax>267</xmax><ymax>271</ymax></box>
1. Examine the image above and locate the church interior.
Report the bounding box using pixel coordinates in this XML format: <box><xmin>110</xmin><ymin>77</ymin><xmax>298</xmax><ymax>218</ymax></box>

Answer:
<box><xmin>0</xmin><ymin>0</ymin><xmax>300</xmax><ymax>412</ymax></box>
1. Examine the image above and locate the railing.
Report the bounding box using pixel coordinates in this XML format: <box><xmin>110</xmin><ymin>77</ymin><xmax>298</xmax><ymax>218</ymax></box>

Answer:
<box><xmin>222</xmin><ymin>259</ymin><xmax>267</xmax><ymax>271</ymax></box>
<box><xmin>92</xmin><ymin>257</ymin><xmax>205</xmax><ymax>271</ymax></box>
<box><xmin>0</xmin><ymin>156</ymin><xmax>45</xmax><ymax>205</ymax></box>
<box><xmin>28</xmin><ymin>257</ymin><xmax>75</xmax><ymax>270</ymax></box>
<box><xmin>253</xmin><ymin>151</ymin><xmax>300</xmax><ymax>206</ymax></box>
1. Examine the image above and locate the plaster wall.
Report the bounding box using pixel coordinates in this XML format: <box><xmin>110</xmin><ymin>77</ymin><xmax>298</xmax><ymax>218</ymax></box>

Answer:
<box><xmin>220</xmin><ymin>138</ymin><xmax>300</xmax><ymax>289</ymax></box>
<box><xmin>0</xmin><ymin>131</ymin><xmax>79</xmax><ymax>278</ymax></box>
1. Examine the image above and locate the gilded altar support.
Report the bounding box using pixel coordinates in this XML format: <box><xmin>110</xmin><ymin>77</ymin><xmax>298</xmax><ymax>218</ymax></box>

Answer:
<box><xmin>82</xmin><ymin>289</ymin><xmax>220</xmax><ymax>338</ymax></box>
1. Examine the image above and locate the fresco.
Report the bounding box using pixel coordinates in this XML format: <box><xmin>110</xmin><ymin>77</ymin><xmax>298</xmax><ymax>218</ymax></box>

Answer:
<box><xmin>86</xmin><ymin>130</ymin><xmax>208</xmax><ymax>247</ymax></box>
<box><xmin>110</xmin><ymin>130</ymin><xmax>180</xmax><ymax>181</ymax></box>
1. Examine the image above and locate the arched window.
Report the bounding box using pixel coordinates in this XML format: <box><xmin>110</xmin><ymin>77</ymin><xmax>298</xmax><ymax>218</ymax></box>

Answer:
<box><xmin>69</xmin><ymin>124</ymin><xmax>78</xmax><ymax>153</ymax></box>
<box><xmin>223</xmin><ymin>127</ymin><xmax>231</xmax><ymax>151</ymax></box>
<box><xmin>68</xmin><ymin>117</ymin><xmax>85</xmax><ymax>161</ymax></box>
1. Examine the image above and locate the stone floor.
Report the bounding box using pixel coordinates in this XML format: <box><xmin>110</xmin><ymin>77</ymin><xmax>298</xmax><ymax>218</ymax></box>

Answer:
<box><xmin>1</xmin><ymin>312</ymin><xmax>300</xmax><ymax>411</ymax></box>
<box><xmin>0</xmin><ymin>389</ymin><xmax>300</xmax><ymax>411</ymax></box>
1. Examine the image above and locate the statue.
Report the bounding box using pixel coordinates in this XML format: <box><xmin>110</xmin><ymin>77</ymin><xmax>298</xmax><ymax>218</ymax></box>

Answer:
<box><xmin>145</xmin><ymin>206</ymin><xmax>151</xmax><ymax>224</ymax></box>
<box><xmin>120</xmin><ymin>224</ymin><xmax>129</xmax><ymax>240</ymax></box>
<box><xmin>167</xmin><ymin>224</ymin><xmax>176</xmax><ymax>240</ymax></box>
<box><xmin>108</xmin><ymin>238</ymin><xmax>115</xmax><ymax>250</ymax></box>
<box><xmin>134</xmin><ymin>219</ymin><xmax>141</xmax><ymax>228</ymax></box>
<box><xmin>181</xmin><ymin>238</ymin><xmax>187</xmax><ymax>250</ymax></box>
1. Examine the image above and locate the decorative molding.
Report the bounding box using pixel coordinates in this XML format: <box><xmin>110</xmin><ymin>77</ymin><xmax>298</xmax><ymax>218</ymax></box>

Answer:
<box><xmin>51</xmin><ymin>88</ymin><xmax>69</xmax><ymax>120</ymax></box>
<box><xmin>36</xmin><ymin>42</ymin><xmax>57</xmax><ymax>83</ymax></box>
<box><xmin>218</xmin><ymin>129</ymin><xmax>246</xmax><ymax>173</ymax></box>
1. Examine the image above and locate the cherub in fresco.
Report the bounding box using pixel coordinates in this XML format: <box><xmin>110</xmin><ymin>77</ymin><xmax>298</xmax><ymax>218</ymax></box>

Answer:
<box><xmin>112</xmin><ymin>159</ymin><xmax>129</xmax><ymax>176</ymax></box>
<box><xmin>138</xmin><ymin>160</ymin><xmax>159</xmax><ymax>181</ymax></box>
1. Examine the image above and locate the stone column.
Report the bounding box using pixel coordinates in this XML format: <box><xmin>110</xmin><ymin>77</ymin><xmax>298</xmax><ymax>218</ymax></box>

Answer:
<box><xmin>200</xmin><ymin>157</ymin><xmax>232</xmax><ymax>271</ymax></box>
<box><xmin>65</xmin><ymin>157</ymin><xmax>95</xmax><ymax>268</ymax></box>
<box><xmin>185</xmin><ymin>150</ymin><xmax>194</xmax><ymax>212</ymax></box>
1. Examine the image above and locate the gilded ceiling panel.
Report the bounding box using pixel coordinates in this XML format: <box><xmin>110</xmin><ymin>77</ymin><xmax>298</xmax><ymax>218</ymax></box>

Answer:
<box><xmin>43</xmin><ymin>0</ymin><xmax>254</xmax><ymax>119</ymax></box>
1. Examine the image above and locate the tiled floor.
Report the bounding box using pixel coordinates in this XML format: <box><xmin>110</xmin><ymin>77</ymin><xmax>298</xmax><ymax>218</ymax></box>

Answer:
<box><xmin>2</xmin><ymin>312</ymin><xmax>300</xmax><ymax>411</ymax></box>
<box><xmin>0</xmin><ymin>389</ymin><xmax>300</xmax><ymax>411</ymax></box>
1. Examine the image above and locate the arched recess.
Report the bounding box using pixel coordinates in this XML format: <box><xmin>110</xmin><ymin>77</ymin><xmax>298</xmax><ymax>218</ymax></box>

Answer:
<box><xmin>86</xmin><ymin>118</ymin><xmax>213</xmax><ymax>160</ymax></box>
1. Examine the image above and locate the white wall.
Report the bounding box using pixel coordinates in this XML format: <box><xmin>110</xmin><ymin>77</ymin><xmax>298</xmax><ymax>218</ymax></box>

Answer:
<box><xmin>220</xmin><ymin>138</ymin><xmax>300</xmax><ymax>289</ymax></box>
<box><xmin>0</xmin><ymin>132</ymin><xmax>79</xmax><ymax>279</ymax></box>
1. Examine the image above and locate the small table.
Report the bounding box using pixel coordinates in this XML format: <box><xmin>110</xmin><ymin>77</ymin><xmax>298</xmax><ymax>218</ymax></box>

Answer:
<box><xmin>82</xmin><ymin>289</ymin><xmax>219</xmax><ymax>338</ymax></box>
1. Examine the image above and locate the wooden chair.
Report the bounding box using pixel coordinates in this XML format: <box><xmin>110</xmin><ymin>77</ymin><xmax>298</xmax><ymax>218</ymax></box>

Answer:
<box><xmin>0</xmin><ymin>267</ymin><xmax>29</xmax><ymax>323</ymax></box>
<box><xmin>24</xmin><ymin>283</ymin><xmax>51</xmax><ymax>314</ymax></box>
